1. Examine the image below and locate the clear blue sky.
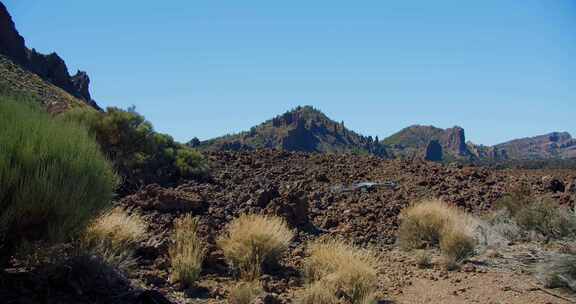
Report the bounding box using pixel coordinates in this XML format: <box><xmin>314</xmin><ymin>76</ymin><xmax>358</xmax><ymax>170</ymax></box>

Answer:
<box><xmin>4</xmin><ymin>0</ymin><xmax>576</xmax><ymax>145</ymax></box>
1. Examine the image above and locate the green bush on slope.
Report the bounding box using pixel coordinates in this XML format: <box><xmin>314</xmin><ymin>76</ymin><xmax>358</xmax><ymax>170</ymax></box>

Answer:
<box><xmin>0</xmin><ymin>96</ymin><xmax>118</xmax><ymax>261</ymax></box>
<box><xmin>62</xmin><ymin>107</ymin><xmax>209</xmax><ymax>192</ymax></box>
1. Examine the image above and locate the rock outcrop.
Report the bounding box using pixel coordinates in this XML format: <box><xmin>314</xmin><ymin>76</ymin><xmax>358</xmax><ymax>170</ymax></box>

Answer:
<box><xmin>0</xmin><ymin>3</ymin><xmax>99</xmax><ymax>109</ymax></box>
<box><xmin>383</xmin><ymin>125</ymin><xmax>476</xmax><ymax>161</ymax></box>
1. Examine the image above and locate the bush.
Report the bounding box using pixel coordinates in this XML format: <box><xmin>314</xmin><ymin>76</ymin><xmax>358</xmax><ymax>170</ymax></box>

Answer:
<box><xmin>81</xmin><ymin>208</ymin><xmax>145</xmax><ymax>270</ymax></box>
<box><xmin>515</xmin><ymin>199</ymin><xmax>576</xmax><ymax>239</ymax></box>
<box><xmin>169</xmin><ymin>215</ymin><xmax>206</xmax><ymax>287</ymax></box>
<box><xmin>0</xmin><ymin>97</ymin><xmax>118</xmax><ymax>261</ymax></box>
<box><xmin>495</xmin><ymin>190</ymin><xmax>576</xmax><ymax>240</ymax></box>
<box><xmin>228</xmin><ymin>281</ymin><xmax>263</xmax><ymax>304</ymax></box>
<box><xmin>218</xmin><ymin>214</ymin><xmax>294</xmax><ymax>279</ymax></box>
<box><xmin>62</xmin><ymin>107</ymin><xmax>209</xmax><ymax>193</ymax></box>
<box><xmin>537</xmin><ymin>253</ymin><xmax>576</xmax><ymax>291</ymax></box>
<box><xmin>303</xmin><ymin>238</ymin><xmax>380</xmax><ymax>303</ymax></box>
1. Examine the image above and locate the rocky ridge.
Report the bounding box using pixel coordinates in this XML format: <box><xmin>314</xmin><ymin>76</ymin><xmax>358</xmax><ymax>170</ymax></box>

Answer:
<box><xmin>195</xmin><ymin>106</ymin><xmax>389</xmax><ymax>157</ymax></box>
<box><xmin>0</xmin><ymin>2</ymin><xmax>99</xmax><ymax>110</ymax></box>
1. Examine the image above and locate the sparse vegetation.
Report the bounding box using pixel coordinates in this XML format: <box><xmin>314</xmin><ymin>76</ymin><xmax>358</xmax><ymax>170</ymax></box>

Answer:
<box><xmin>297</xmin><ymin>281</ymin><xmax>339</xmax><ymax>304</ymax></box>
<box><xmin>62</xmin><ymin>107</ymin><xmax>209</xmax><ymax>193</ymax></box>
<box><xmin>0</xmin><ymin>97</ymin><xmax>118</xmax><ymax>262</ymax></box>
<box><xmin>169</xmin><ymin>215</ymin><xmax>206</xmax><ymax>287</ymax></box>
<box><xmin>228</xmin><ymin>281</ymin><xmax>263</xmax><ymax>304</ymax></box>
<box><xmin>218</xmin><ymin>214</ymin><xmax>294</xmax><ymax>279</ymax></box>
<box><xmin>414</xmin><ymin>250</ymin><xmax>433</xmax><ymax>269</ymax></box>
<box><xmin>81</xmin><ymin>208</ymin><xmax>146</xmax><ymax>270</ymax></box>
<box><xmin>398</xmin><ymin>199</ymin><xmax>477</xmax><ymax>267</ymax></box>
<box><xmin>303</xmin><ymin>238</ymin><xmax>380</xmax><ymax>304</ymax></box>
<box><xmin>440</xmin><ymin>227</ymin><xmax>476</xmax><ymax>265</ymax></box>
<box><xmin>537</xmin><ymin>253</ymin><xmax>576</xmax><ymax>291</ymax></box>
<box><xmin>494</xmin><ymin>189</ymin><xmax>576</xmax><ymax>240</ymax></box>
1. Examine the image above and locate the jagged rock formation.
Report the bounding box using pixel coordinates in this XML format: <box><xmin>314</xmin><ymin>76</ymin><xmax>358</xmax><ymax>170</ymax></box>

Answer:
<box><xmin>0</xmin><ymin>2</ymin><xmax>99</xmax><ymax>109</ymax></box>
<box><xmin>194</xmin><ymin>106</ymin><xmax>390</xmax><ymax>157</ymax></box>
<box><xmin>382</xmin><ymin>125</ymin><xmax>478</xmax><ymax>161</ymax></box>
<box><xmin>495</xmin><ymin>132</ymin><xmax>576</xmax><ymax>159</ymax></box>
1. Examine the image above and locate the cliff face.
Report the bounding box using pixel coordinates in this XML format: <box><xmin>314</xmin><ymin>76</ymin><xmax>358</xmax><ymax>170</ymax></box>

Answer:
<box><xmin>383</xmin><ymin>125</ymin><xmax>476</xmax><ymax>161</ymax></box>
<box><xmin>0</xmin><ymin>2</ymin><xmax>99</xmax><ymax>109</ymax></box>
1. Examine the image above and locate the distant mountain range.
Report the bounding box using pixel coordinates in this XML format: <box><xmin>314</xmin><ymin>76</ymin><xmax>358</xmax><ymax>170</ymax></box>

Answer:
<box><xmin>1</xmin><ymin>3</ymin><xmax>573</xmax><ymax>162</ymax></box>
<box><xmin>191</xmin><ymin>106</ymin><xmax>575</xmax><ymax>161</ymax></box>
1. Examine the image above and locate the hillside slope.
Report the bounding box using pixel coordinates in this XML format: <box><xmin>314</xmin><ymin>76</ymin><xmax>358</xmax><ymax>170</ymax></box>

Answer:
<box><xmin>193</xmin><ymin>106</ymin><xmax>389</xmax><ymax>157</ymax></box>
<box><xmin>0</xmin><ymin>54</ymin><xmax>89</xmax><ymax>113</ymax></box>
<box><xmin>495</xmin><ymin>132</ymin><xmax>576</xmax><ymax>160</ymax></box>
<box><xmin>0</xmin><ymin>2</ymin><xmax>99</xmax><ymax>110</ymax></box>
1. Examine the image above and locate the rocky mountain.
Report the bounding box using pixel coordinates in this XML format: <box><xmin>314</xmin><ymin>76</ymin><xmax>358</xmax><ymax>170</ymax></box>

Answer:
<box><xmin>192</xmin><ymin>106</ymin><xmax>390</xmax><ymax>157</ymax></box>
<box><xmin>495</xmin><ymin>132</ymin><xmax>576</xmax><ymax>160</ymax></box>
<box><xmin>0</xmin><ymin>2</ymin><xmax>99</xmax><ymax>110</ymax></box>
<box><xmin>381</xmin><ymin>125</ymin><xmax>505</xmax><ymax>161</ymax></box>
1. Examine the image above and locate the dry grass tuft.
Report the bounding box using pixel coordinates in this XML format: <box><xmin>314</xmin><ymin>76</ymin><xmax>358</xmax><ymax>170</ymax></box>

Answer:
<box><xmin>228</xmin><ymin>281</ymin><xmax>263</xmax><ymax>304</ymax></box>
<box><xmin>218</xmin><ymin>214</ymin><xmax>294</xmax><ymax>279</ymax></box>
<box><xmin>169</xmin><ymin>214</ymin><xmax>206</xmax><ymax>287</ymax></box>
<box><xmin>84</xmin><ymin>208</ymin><xmax>146</xmax><ymax>248</ymax></box>
<box><xmin>440</xmin><ymin>227</ymin><xmax>476</xmax><ymax>265</ymax></box>
<box><xmin>398</xmin><ymin>199</ymin><xmax>476</xmax><ymax>267</ymax></box>
<box><xmin>303</xmin><ymin>238</ymin><xmax>380</xmax><ymax>303</ymax></box>
<box><xmin>81</xmin><ymin>208</ymin><xmax>145</xmax><ymax>270</ymax></box>
<box><xmin>296</xmin><ymin>281</ymin><xmax>339</xmax><ymax>304</ymax></box>
<box><xmin>414</xmin><ymin>250</ymin><xmax>432</xmax><ymax>269</ymax></box>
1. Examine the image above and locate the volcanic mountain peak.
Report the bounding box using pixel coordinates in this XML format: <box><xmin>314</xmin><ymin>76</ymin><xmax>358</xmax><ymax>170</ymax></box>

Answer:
<box><xmin>195</xmin><ymin>105</ymin><xmax>389</xmax><ymax>157</ymax></box>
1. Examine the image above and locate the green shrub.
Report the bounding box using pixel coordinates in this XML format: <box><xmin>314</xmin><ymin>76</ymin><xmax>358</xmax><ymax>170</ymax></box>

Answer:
<box><xmin>495</xmin><ymin>189</ymin><xmax>576</xmax><ymax>239</ymax></box>
<box><xmin>0</xmin><ymin>97</ymin><xmax>118</xmax><ymax>261</ymax></box>
<box><xmin>515</xmin><ymin>199</ymin><xmax>576</xmax><ymax>239</ymax></box>
<box><xmin>62</xmin><ymin>107</ymin><xmax>209</xmax><ymax>192</ymax></box>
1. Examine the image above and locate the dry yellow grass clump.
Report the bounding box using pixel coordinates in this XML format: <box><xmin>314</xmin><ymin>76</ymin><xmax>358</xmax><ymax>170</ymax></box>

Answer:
<box><xmin>296</xmin><ymin>281</ymin><xmax>339</xmax><ymax>304</ymax></box>
<box><xmin>398</xmin><ymin>199</ymin><xmax>476</xmax><ymax>265</ymax></box>
<box><xmin>169</xmin><ymin>215</ymin><xmax>206</xmax><ymax>287</ymax></box>
<box><xmin>81</xmin><ymin>208</ymin><xmax>146</xmax><ymax>269</ymax></box>
<box><xmin>228</xmin><ymin>281</ymin><xmax>263</xmax><ymax>304</ymax></box>
<box><xmin>303</xmin><ymin>238</ymin><xmax>380</xmax><ymax>304</ymax></box>
<box><xmin>84</xmin><ymin>208</ymin><xmax>146</xmax><ymax>247</ymax></box>
<box><xmin>218</xmin><ymin>214</ymin><xmax>294</xmax><ymax>279</ymax></box>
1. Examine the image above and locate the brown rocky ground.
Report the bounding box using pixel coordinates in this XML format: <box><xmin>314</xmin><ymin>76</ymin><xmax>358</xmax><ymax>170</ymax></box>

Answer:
<box><xmin>3</xmin><ymin>150</ymin><xmax>576</xmax><ymax>303</ymax></box>
<box><xmin>119</xmin><ymin>150</ymin><xmax>575</xmax><ymax>303</ymax></box>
